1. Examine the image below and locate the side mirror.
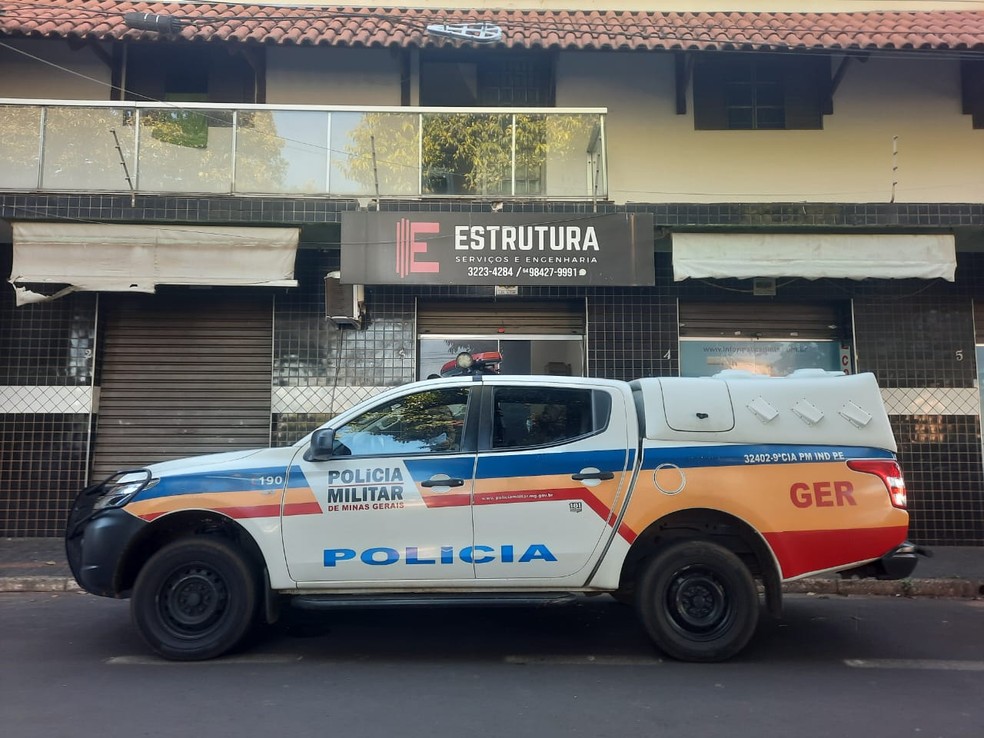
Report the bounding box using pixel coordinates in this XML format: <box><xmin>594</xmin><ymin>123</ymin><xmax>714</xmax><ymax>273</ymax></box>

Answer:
<box><xmin>303</xmin><ymin>428</ymin><xmax>336</xmax><ymax>462</ymax></box>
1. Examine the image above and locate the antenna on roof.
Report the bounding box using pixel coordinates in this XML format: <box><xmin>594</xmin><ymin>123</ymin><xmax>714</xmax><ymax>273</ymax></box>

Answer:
<box><xmin>425</xmin><ymin>22</ymin><xmax>503</xmax><ymax>44</ymax></box>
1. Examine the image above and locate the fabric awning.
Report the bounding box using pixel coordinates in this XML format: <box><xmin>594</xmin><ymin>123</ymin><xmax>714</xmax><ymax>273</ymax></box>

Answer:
<box><xmin>671</xmin><ymin>233</ymin><xmax>956</xmax><ymax>282</ymax></box>
<box><xmin>10</xmin><ymin>223</ymin><xmax>299</xmax><ymax>306</ymax></box>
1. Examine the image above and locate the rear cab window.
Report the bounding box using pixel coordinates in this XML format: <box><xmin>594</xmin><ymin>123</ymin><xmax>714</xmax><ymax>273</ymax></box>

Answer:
<box><xmin>491</xmin><ymin>386</ymin><xmax>611</xmax><ymax>449</ymax></box>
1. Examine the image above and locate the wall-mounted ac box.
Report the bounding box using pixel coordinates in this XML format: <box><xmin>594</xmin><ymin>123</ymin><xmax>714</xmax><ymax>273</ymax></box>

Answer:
<box><xmin>324</xmin><ymin>272</ymin><xmax>365</xmax><ymax>328</ymax></box>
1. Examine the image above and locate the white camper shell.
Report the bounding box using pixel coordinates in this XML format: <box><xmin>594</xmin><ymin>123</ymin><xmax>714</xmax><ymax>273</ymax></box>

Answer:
<box><xmin>631</xmin><ymin>371</ymin><xmax>896</xmax><ymax>452</ymax></box>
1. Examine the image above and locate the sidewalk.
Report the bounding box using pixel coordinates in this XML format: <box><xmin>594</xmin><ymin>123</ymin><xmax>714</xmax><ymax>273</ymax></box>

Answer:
<box><xmin>1</xmin><ymin>536</ymin><xmax>982</xmax><ymax>597</ymax></box>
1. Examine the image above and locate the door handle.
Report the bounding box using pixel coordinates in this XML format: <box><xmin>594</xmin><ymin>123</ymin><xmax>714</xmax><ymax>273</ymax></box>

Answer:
<box><xmin>572</xmin><ymin>471</ymin><xmax>614</xmax><ymax>481</ymax></box>
<box><xmin>421</xmin><ymin>477</ymin><xmax>465</xmax><ymax>488</ymax></box>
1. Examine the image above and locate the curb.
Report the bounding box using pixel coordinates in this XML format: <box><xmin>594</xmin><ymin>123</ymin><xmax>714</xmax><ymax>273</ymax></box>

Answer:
<box><xmin>0</xmin><ymin>576</ymin><xmax>82</xmax><ymax>593</ymax></box>
<box><xmin>782</xmin><ymin>577</ymin><xmax>984</xmax><ymax>599</ymax></box>
<box><xmin>1</xmin><ymin>576</ymin><xmax>982</xmax><ymax>597</ymax></box>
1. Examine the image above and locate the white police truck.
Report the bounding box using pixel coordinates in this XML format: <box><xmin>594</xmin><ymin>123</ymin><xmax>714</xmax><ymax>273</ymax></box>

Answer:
<box><xmin>66</xmin><ymin>362</ymin><xmax>920</xmax><ymax>662</ymax></box>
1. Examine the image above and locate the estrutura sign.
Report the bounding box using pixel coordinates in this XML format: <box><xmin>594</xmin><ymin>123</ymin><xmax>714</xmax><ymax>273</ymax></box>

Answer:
<box><xmin>341</xmin><ymin>212</ymin><xmax>655</xmax><ymax>287</ymax></box>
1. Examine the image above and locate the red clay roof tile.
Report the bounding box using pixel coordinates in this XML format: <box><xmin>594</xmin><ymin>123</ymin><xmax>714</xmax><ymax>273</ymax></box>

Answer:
<box><xmin>2</xmin><ymin>1</ymin><xmax>984</xmax><ymax>52</ymax></box>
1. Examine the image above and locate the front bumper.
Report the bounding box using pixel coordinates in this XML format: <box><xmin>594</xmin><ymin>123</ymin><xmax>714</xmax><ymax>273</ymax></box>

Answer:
<box><xmin>65</xmin><ymin>476</ymin><xmax>149</xmax><ymax>597</ymax></box>
<box><xmin>839</xmin><ymin>541</ymin><xmax>929</xmax><ymax>581</ymax></box>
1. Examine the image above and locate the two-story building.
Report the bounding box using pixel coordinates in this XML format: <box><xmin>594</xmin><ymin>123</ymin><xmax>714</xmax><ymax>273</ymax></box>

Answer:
<box><xmin>1</xmin><ymin>0</ymin><xmax>983</xmax><ymax>545</ymax></box>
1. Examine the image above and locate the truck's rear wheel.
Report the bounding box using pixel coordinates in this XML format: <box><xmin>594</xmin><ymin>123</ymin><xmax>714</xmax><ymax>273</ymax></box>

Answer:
<box><xmin>131</xmin><ymin>538</ymin><xmax>259</xmax><ymax>661</ymax></box>
<box><xmin>636</xmin><ymin>540</ymin><xmax>759</xmax><ymax>662</ymax></box>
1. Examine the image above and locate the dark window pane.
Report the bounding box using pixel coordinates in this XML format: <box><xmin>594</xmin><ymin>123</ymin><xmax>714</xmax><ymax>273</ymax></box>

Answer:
<box><xmin>754</xmin><ymin>61</ymin><xmax>784</xmax><ymax>84</ymax></box>
<box><xmin>728</xmin><ymin>108</ymin><xmax>754</xmax><ymax>129</ymax></box>
<box><xmin>756</xmin><ymin>83</ymin><xmax>784</xmax><ymax>107</ymax></box>
<box><xmin>724</xmin><ymin>60</ymin><xmax>754</xmax><ymax>83</ymax></box>
<box><xmin>725</xmin><ymin>85</ymin><xmax>755</xmax><ymax>107</ymax></box>
<box><xmin>757</xmin><ymin>107</ymin><xmax>786</xmax><ymax>129</ymax></box>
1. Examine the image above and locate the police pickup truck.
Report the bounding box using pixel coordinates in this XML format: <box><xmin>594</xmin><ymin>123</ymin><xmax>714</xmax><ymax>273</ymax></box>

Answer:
<box><xmin>66</xmin><ymin>363</ymin><xmax>919</xmax><ymax>662</ymax></box>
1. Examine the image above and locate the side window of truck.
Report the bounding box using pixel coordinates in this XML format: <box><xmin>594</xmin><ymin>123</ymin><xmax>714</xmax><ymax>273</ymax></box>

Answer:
<box><xmin>333</xmin><ymin>387</ymin><xmax>471</xmax><ymax>456</ymax></box>
<box><xmin>492</xmin><ymin>387</ymin><xmax>610</xmax><ymax>449</ymax></box>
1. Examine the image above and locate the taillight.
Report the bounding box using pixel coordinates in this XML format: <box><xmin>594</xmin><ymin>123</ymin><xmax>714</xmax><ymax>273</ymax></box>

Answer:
<box><xmin>847</xmin><ymin>459</ymin><xmax>907</xmax><ymax>509</ymax></box>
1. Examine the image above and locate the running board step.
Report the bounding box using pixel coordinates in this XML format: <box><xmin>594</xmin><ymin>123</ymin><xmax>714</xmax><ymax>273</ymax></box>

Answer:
<box><xmin>291</xmin><ymin>593</ymin><xmax>579</xmax><ymax>610</ymax></box>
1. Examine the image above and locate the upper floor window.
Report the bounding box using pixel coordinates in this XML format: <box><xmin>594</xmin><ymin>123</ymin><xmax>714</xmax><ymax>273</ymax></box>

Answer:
<box><xmin>417</xmin><ymin>51</ymin><xmax>555</xmax><ymax>196</ymax></box>
<box><xmin>693</xmin><ymin>53</ymin><xmax>830</xmax><ymax>130</ymax></box>
<box><xmin>123</xmin><ymin>44</ymin><xmax>260</xmax><ymax>104</ymax></box>
<box><xmin>419</xmin><ymin>51</ymin><xmax>553</xmax><ymax>108</ymax></box>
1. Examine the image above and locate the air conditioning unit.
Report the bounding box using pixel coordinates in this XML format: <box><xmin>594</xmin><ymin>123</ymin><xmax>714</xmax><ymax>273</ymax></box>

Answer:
<box><xmin>753</xmin><ymin>277</ymin><xmax>777</xmax><ymax>296</ymax></box>
<box><xmin>324</xmin><ymin>272</ymin><xmax>365</xmax><ymax>328</ymax></box>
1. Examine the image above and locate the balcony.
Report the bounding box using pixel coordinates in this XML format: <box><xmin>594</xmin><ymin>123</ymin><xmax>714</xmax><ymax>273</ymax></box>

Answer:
<box><xmin>0</xmin><ymin>100</ymin><xmax>607</xmax><ymax>200</ymax></box>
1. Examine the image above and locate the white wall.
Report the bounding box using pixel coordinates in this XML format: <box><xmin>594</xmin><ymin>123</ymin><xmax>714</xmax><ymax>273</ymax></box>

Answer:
<box><xmin>266</xmin><ymin>47</ymin><xmax>402</xmax><ymax>105</ymax></box>
<box><xmin>0</xmin><ymin>39</ymin><xmax>111</xmax><ymax>100</ymax></box>
<box><xmin>557</xmin><ymin>51</ymin><xmax>984</xmax><ymax>204</ymax></box>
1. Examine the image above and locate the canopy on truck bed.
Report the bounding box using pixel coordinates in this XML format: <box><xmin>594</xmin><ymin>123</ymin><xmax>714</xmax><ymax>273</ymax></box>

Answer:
<box><xmin>630</xmin><ymin>371</ymin><xmax>896</xmax><ymax>452</ymax></box>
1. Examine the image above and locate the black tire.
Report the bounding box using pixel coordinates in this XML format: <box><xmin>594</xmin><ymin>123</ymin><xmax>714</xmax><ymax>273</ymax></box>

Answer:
<box><xmin>131</xmin><ymin>537</ymin><xmax>259</xmax><ymax>661</ymax></box>
<box><xmin>636</xmin><ymin>540</ymin><xmax>759</xmax><ymax>662</ymax></box>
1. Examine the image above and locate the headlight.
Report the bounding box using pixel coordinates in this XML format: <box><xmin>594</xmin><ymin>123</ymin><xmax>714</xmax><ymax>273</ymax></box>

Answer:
<box><xmin>92</xmin><ymin>476</ymin><xmax>158</xmax><ymax>510</ymax></box>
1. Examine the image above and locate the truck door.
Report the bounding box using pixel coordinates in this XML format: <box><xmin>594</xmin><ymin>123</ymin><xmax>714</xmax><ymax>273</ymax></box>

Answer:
<box><xmin>471</xmin><ymin>383</ymin><xmax>632</xmax><ymax>581</ymax></box>
<box><xmin>283</xmin><ymin>386</ymin><xmax>477</xmax><ymax>583</ymax></box>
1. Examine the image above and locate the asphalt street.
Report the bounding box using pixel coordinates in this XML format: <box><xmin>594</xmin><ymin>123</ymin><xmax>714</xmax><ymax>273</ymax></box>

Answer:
<box><xmin>1</xmin><ymin>591</ymin><xmax>981</xmax><ymax>738</ymax></box>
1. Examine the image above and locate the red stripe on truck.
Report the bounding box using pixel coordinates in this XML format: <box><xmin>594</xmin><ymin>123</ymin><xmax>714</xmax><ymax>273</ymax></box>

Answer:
<box><xmin>762</xmin><ymin>525</ymin><xmax>909</xmax><ymax>579</ymax></box>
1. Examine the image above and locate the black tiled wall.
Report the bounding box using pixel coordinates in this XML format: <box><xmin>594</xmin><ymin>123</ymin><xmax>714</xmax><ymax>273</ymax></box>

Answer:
<box><xmin>271</xmin><ymin>248</ymin><xmax>418</xmax><ymax>446</ymax></box>
<box><xmin>0</xmin><ymin>414</ymin><xmax>90</xmax><ymax>537</ymax></box>
<box><xmin>585</xmin><ymin>288</ymin><xmax>677</xmax><ymax>380</ymax></box>
<box><xmin>854</xmin><ymin>295</ymin><xmax>977</xmax><ymax>388</ymax></box>
<box><xmin>892</xmin><ymin>415</ymin><xmax>984</xmax><ymax>546</ymax></box>
<box><xmin>1</xmin><ymin>246</ymin><xmax>97</xmax><ymax>535</ymax></box>
<box><xmin>274</xmin><ymin>249</ymin><xmax>418</xmax><ymax>389</ymax></box>
<box><xmin>0</xmin><ymin>261</ymin><xmax>96</xmax><ymax>387</ymax></box>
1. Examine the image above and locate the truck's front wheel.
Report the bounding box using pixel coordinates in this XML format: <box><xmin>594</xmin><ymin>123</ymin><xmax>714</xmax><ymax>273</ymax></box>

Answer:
<box><xmin>636</xmin><ymin>540</ymin><xmax>759</xmax><ymax>662</ymax></box>
<box><xmin>131</xmin><ymin>538</ymin><xmax>259</xmax><ymax>661</ymax></box>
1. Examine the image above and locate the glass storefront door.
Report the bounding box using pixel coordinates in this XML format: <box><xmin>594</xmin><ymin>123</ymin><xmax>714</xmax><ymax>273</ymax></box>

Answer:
<box><xmin>419</xmin><ymin>336</ymin><xmax>584</xmax><ymax>379</ymax></box>
<box><xmin>679</xmin><ymin>339</ymin><xmax>851</xmax><ymax>377</ymax></box>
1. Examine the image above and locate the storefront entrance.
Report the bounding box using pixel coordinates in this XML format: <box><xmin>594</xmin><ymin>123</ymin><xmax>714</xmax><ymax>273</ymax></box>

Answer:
<box><xmin>678</xmin><ymin>301</ymin><xmax>852</xmax><ymax>377</ymax></box>
<box><xmin>89</xmin><ymin>290</ymin><xmax>274</xmax><ymax>482</ymax></box>
<box><xmin>416</xmin><ymin>300</ymin><xmax>585</xmax><ymax>378</ymax></box>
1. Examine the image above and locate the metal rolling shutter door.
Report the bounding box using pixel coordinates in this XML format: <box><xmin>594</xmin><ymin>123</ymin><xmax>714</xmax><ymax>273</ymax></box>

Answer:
<box><xmin>678</xmin><ymin>302</ymin><xmax>845</xmax><ymax>340</ymax></box>
<box><xmin>417</xmin><ymin>300</ymin><xmax>585</xmax><ymax>335</ymax></box>
<box><xmin>89</xmin><ymin>292</ymin><xmax>273</xmax><ymax>482</ymax></box>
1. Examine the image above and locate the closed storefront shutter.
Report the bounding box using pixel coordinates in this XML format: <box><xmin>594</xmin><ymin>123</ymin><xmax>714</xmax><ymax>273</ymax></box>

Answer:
<box><xmin>679</xmin><ymin>302</ymin><xmax>845</xmax><ymax>340</ymax></box>
<box><xmin>89</xmin><ymin>291</ymin><xmax>273</xmax><ymax>482</ymax></box>
<box><xmin>417</xmin><ymin>300</ymin><xmax>584</xmax><ymax>335</ymax></box>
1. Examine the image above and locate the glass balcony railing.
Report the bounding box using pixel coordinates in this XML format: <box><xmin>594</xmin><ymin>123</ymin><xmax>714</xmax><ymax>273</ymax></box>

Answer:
<box><xmin>0</xmin><ymin>100</ymin><xmax>607</xmax><ymax>199</ymax></box>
